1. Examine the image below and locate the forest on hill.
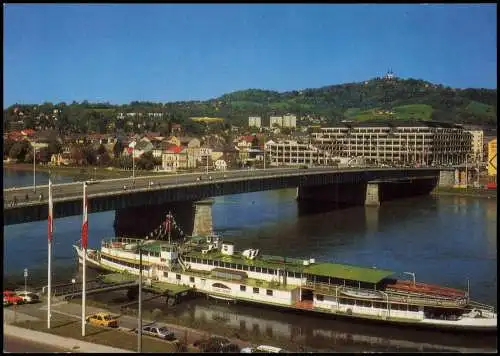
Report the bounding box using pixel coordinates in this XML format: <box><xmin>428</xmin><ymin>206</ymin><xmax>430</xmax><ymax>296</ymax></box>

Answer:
<box><xmin>4</xmin><ymin>77</ymin><xmax>497</xmax><ymax>134</ymax></box>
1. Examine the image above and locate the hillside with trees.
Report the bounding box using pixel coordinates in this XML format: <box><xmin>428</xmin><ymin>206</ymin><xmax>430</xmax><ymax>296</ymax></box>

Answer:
<box><xmin>3</xmin><ymin>77</ymin><xmax>497</xmax><ymax>135</ymax></box>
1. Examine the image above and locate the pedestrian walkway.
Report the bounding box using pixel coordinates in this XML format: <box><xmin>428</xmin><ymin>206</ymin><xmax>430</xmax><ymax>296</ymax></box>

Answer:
<box><xmin>3</xmin><ymin>324</ymin><xmax>132</xmax><ymax>353</ymax></box>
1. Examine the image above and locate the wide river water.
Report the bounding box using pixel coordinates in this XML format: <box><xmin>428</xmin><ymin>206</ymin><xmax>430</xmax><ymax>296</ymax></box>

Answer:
<box><xmin>3</xmin><ymin>168</ymin><xmax>497</xmax><ymax>351</ymax></box>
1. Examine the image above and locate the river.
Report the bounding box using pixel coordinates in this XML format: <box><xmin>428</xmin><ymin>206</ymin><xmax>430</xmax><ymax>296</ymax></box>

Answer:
<box><xmin>3</xmin><ymin>168</ymin><xmax>497</xmax><ymax>351</ymax></box>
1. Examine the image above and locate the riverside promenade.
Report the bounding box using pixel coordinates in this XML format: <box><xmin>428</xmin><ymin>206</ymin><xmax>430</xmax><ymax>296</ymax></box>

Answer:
<box><xmin>4</xmin><ymin>309</ymin><xmax>131</xmax><ymax>353</ymax></box>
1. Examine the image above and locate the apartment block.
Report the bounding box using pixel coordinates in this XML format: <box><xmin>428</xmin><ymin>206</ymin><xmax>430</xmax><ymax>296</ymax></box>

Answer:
<box><xmin>248</xmin><ymin>116</ymin><xmax>262</xmax><ymax>128</ymax></box>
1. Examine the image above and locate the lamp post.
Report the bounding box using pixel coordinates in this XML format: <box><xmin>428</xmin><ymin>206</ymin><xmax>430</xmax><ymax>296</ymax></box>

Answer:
<box><xmin>137</xmin><ymin>241</ymin><xmax>143</xmax><ymax>353</ymax></box>
<box><xmin>24</xmin><ymin>268</ymin><xmax>28</xmax><ymax>293</ymax></box>
<box><xmin>72</xmin><ymin>278</ymin><xmax>76</xmax><ymax>299</ymax></box>
<box><xmin>32</xmin><ymin>146</ymin><xmax>38</xmax><ymax>192</ymax></box>
<box><xmin>403</xmin><ymin>272</ymin><xmax>416</xmax><ymax>286</ymax></box>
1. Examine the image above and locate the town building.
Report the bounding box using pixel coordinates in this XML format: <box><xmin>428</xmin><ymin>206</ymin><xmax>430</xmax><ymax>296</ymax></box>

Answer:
<box><xmin>282</xmin><ymin>114</ymin><xmax>297</xmax><ymax>128</ymax></box>
<box><xmin>487</xmin><ymin>138</ymin><xmax>497</xmax><ymax>178</ymax></box>
<box><xmin>269</xmin><ymin>116</ymin><xmax>283</xmax><ymax>128</ymax></box>
<box><xmin>311</xmin><ymin>121</ymin><xmax>472</xmax><ymax>166</ymax></box>
<box><xmin>466</xmin><ymin>130</ymin><xmax>484</xmax><ymax>163</ymax></box>
<box><xmin>248</xmin><ymin>116</ymin><xmax>262</xmax><ymax>128</ymax></box>
<box><xmin>266</xmin><ymin>139</ymin><xmax>329</xmax><ymax>167</ymax></box>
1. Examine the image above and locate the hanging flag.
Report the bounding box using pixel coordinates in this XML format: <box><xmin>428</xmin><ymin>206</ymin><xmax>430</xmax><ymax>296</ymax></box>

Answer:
<box><xmin>81</xmin><ymin>183</ymin><xmax>88</xmax><ymax>249</ymax></box>
<box><xmin>48</xmin><ymin>179</ymin><xmax>53</xmax><ymax>242</ymax></box>
<box><xmin>165</xmin><ymin>213</ymin><xmax>172</xmax><ymax>233</ymax></box>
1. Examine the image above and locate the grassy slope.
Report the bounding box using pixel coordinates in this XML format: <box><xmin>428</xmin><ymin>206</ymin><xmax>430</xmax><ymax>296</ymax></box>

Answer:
<box><xmin>353</xmin><ymin>104</ymin><xmax>433</xmax><ymax>121</ymax></box>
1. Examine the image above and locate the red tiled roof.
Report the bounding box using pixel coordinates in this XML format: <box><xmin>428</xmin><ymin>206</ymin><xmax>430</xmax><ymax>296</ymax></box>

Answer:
<box><xmin>240</xmin><ymin>135</ymin><xmax>255</xmax><ymax>143</ymax></box>
<box><xmin>166</xmin><ymin>145</ymin><xmax>182</xmax><ymax>154</ymax></box>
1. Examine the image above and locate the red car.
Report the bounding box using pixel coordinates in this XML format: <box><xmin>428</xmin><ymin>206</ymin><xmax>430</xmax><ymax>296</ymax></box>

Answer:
<box><xmin>3</xmin><ymin>291</ymin><xmax>24</xmax><ymax>306</ymax></box>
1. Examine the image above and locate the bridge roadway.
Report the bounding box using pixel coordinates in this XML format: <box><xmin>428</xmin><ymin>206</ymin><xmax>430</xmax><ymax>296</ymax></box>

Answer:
<box><xmin>3</xmin><ymin>166</ymin><xmax>441</xmax><ymax>226</ymax></box>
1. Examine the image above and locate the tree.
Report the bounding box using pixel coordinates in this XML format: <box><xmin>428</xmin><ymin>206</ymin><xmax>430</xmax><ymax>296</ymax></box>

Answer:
<box><xmin>9</xmin><ymin>141</ymin><xmax>30</xmax><ymax>161</ymax></box>
<box><xmin>3</xmin><ymin>138</ymin><xmax>16</xmax><ymax>158</ymax></box>
<box><xmin>137</xmin><ymin>151</ymin><xmax>155</xmax><ymax>170</ymax></box>
<box><xmin>113</xmin><ymin>140</ymin><xmax>124</xmax><ymax>158</ymax></box>
<box><xmin>98</xmin><ymin>151</ymin><xmax>111</xmax><ymax>166</ymax></box>
<box><xmin>71</xmin><ymin>146</ymin><xmax>85</xmax><ymax>163</ymax></box>
<box><xmin>97</xmin><ymin>144</ymin><xmax>106</xmax><ymax>155</ymax></box>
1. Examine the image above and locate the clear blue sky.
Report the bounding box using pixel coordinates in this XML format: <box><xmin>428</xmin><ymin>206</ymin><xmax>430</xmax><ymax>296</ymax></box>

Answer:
<box><xmin>3</xmin><ymin>4</ymin><xmax>497</xmax><ymax>107</ymax></box>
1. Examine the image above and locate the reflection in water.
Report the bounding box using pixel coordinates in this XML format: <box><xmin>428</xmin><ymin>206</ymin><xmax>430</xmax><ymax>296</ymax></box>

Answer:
<box><xmin>164</xmin><ymin>299</ymin><xmax>495</xmax><ymax>352</ymax></box>
<box><xmin>364</xmin><ymin>207</ymin><xmax>379</xmax><ymax>233</ymax></box>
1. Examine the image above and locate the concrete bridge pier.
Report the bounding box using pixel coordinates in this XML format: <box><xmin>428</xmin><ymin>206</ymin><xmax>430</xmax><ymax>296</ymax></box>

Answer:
<box><xmin>365</xmin><ymin>183</ymin><xmax>381</xmax><ymax>206</ymax></box>
<box><xmin>192</xmin><ymin>199</ymin><xmax>214</xmax><ymax>237</ymax></box>
<box><xmin>439</xmin><ymin>170</ymin><xmax>456</xmax><ymax>187</ymax></box>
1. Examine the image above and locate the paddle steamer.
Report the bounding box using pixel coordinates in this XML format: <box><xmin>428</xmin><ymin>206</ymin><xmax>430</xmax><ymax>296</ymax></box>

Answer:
<box><xmin>74</xmin><ymin>213</ymin><xmax>496</xmax><ymax>331</ymax></box>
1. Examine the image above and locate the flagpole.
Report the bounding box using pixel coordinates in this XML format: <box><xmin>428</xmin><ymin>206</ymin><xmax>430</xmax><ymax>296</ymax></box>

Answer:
<box><xmin>47</xmin><ymin>179</ymin><xmax>53</xmax><ymax>329</ymax></box>
<box><xmin>81</xmin><ymin>182</ymin><xmax>87</xmax><ymax>337</ymax></box>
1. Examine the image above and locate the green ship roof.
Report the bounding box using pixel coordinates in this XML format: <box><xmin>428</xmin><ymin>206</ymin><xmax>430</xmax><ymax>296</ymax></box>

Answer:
<box><xmin>303</xmin><ymin>263</ymin><xmax>394</xmax><ymax>284</ymax></box>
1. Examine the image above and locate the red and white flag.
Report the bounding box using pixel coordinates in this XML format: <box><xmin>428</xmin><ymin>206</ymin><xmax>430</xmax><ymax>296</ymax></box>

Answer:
<box><xmin>165</xmin><ymin>213</ymin><xmax>172</xmax><ymax>233</ymax></box>
<box><xmin>81</xmin><ymin>183</ymin><xmax>88</xmax><ymax>249</ymax></box>
<box><xmin>48</xmin><ymin>179</ymin><xmax>53</xmax><ymax>242</ymax></box>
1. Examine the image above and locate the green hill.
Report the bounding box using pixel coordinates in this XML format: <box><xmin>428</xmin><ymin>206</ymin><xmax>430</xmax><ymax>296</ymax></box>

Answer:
<box><xmin>217</xmin><ymin>78</ymin><xmax>496</xmax><ymax>126</ymax></box>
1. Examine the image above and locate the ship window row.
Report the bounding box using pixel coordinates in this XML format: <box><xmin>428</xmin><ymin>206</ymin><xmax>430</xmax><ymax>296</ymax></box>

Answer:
<box><xmin>101</xmin><ymin>254</ymin><xmax>150</xmax><ymax>270</ymax></box>
<box><xmin>336</xmin><ymin>298</ymin><xmax>419</xmax><ymax>311</ymax></box>
<box><xmin>184</xmin><ymin>256</ymin><xmax>302</xmax><ymax>278</ymax></box>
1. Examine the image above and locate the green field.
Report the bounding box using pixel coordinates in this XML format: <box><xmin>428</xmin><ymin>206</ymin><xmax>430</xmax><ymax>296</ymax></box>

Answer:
<box><xmin>465</xmin><ymin>100</ymin><xmax>495</xmax><ymax>117</ymax></box>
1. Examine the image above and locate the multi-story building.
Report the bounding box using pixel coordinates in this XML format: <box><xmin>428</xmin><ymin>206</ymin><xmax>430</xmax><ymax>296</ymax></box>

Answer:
<box><xmin>269</xmin><ymin>116</ymin><xmax>283</xmax><ymax>128</ymax></box>
<box><xmin>487</xmin><ymin>138</ymin><xmax>497</xmax><ymax>178</ymax></box>
<box><xmin>282</xmin><ymin>114</ymin><xmax>297</xmax><ymax>128</ymax></box>
<box><xmin>311</xmin><ymin>121</ymin><xmax>472</xmax><ymax>166</ymax></box>
<box><xmin>248</xmin><ymin>116</ymin><xmax>262</xmax><ymax>128</ymax></box>
<box><xmin>266</xmin><ymin>139</ymin><xmax>329</xmax><ymax>167</ymax></box>
<box><xmin>466</xmin><ymin>130</ymin><xmax>484</xmax><ymax>163</ymax></box>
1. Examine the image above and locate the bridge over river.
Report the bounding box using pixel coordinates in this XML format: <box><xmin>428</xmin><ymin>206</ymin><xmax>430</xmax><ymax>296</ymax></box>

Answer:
<box><xmin>3</xmin><ymin>167</ymin><xmax>445</xmax><ymax>235</ymax></box>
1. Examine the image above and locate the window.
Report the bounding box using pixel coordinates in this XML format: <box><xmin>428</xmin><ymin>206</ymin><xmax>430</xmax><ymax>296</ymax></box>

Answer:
<box><xmin>253</xmin><ymin>287</ymin><xmax>259</xmax><ymax>294</ymax></box>
<box><xmin>409</xmin><ymin>305</ymin><xmax>419</xmax><ymax>312</ymax></box>
<box><xmin>163</xmin><ymin>272</ymin><xmax>169</xmax><ymax>278</ymax></box>
<box><xmin>255</xmin><ymin>267</ymin><xmax>261</xmax><ymax>273</ymax></box>
<box><xmin>249</xmin><ymin>266</ymin><xmax>255</xmax><ymax>272</ymax></box>
<box><xmin>189</xmin><ymin>277</ymin><xmax>195</xmax><ymax>283</ymax></box>
<box><xmin>262</xmin><ymin>268</ymin><xmax>268</xmax><ymax>274</ymax></box>
<box><xmin>240</xmin><ymin>285</ymin><xmax>246</xmax><ymax>292</ymax></box>
<box><xmin>176</xmin><ymin>274</ymin><xmax>181</xmax><ymax>280</ymax></box>
<box><xmin>266</xmin><ymin>289</ymin><xmax>273</xmax><ymax>296</ymax></box>
<box><xmin>316</xmin><ymin>294</ymin><xmax>324</xmax><ymax>301</ymax></box>
<box><xmin>268</xmin><ymin>268</ymin><xmax>275</xmax><ymax>275</ymax></box>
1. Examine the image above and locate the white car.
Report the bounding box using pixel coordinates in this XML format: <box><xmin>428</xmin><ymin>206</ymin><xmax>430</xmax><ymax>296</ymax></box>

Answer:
<box><xmin>15</xmin><ymin>291</ymin><xmax>40</xmax><ymax>304</ymax></box>
<box><xmin>241</xmin><ymin>345</ymin><xmax>287</xmax><ymax>353</ymax></box>
<box><xmin>136</xmin><ymin>324</ymin><xmax>176</xmax><ymax>340</ymax></box>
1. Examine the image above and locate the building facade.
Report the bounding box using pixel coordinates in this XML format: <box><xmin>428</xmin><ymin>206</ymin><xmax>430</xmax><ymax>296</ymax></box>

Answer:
<box><xmin>248</xmin><ymin>116</ymin><xmax>262</xmax><ymax>128</ymax></box>
<box><xmin>487</xmin><ymin>138</ymin><xmax>497</xmax><ymax>177</ymax></box>
<box><xmin>282</xmin><ymin>114</ymin><xmax>297</xmax><ymax>128</ymax></box>
<box><xmin>270</xmin><ymin>116</ymin><xmax>282</xmax><ymax>128</ymax></box>
<box><xmin>466</xmin><ymin>130</ymin><xmax>484</xmax><ymax>163</ymax></box>
<box><xmin>266</xmin><ymin>140</ymin><xmax>329</xmax><ymax>167</ymax></box>
<box><xmin>311</xmin><ymin>122</ymin><xmax>472</xmax><ymax>166</ymax></box>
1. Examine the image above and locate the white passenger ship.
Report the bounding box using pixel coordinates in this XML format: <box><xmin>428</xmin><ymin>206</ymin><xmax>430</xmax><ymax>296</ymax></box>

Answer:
<box><xmin>74</xmin><ymin>215</ymin><xmax>497</xmax><ymax>332</ymax></box>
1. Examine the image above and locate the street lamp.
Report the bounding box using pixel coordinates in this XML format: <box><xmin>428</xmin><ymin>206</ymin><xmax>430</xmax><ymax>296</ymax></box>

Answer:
<box><xmin>24</xmin><ymin>268</ymin><xmax>28</xmax><ymax>293</ymax></box>
<box><xmin>72</xmin><ymin>278</ymin><xmax>76</xmax><ymax>299</ymax></box>
<box><xmin>32</xmin><ymin>145</ymin><xmax>38</xmax><ymax>192</ymax></box>
<box><xmin>403</xmin><ymin>272</ymin><xmax>416</xmax><ymax>286</ymax></box>
<box><xmin>137</xmin><ymin>241</ymin><xmax>144</xmax><ymax>352</ymax></box>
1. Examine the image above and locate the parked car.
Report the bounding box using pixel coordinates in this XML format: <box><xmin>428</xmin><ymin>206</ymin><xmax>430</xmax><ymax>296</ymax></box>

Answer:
<box><xmin>86</xmin><ymin>312</ymin><xmax>119</xmax><ymax>328</ymax></box>
<box><xmin>135</xmin><ymin>324</ymin><xmax>176</xmax><ymax>340</ymax></box>
<box><xmin>193</xmin><ymin>336</ymin><xmax>239</xmax><ymax>352</ymax></box>
<box><xmin>3</xmin><ymin>291</ymin><xmax>24</xmax><ymax>306</ymax></box>
<box><xmin>15</xmin><ymin>291</ymin><xmax>40</xmax><ymax>304</ymax></box>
